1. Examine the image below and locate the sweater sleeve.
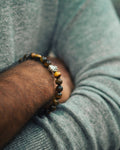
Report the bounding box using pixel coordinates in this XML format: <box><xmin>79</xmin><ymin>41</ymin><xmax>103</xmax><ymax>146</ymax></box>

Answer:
<box><xmin>4</xmin><ymin>0</ymin><xmax>120</xmax><ymax>149</ymax></box>
<box><xmin>51</xmin><ymin>0</ymin><xmax>120</xmax><ymax>149</ymax></box>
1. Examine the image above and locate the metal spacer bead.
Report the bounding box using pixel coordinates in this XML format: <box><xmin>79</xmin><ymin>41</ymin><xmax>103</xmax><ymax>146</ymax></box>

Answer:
<box><xmin>48</xmin><ymin>65</ymin><xmax>58</xmax><ymax>73</ymax></box>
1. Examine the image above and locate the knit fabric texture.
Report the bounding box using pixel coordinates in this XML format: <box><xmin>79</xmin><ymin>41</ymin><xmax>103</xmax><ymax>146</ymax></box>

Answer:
<box><xmin>1</xmin><ymin>0</ymin><xmax>120</xmax><ymax>149</ymax></box>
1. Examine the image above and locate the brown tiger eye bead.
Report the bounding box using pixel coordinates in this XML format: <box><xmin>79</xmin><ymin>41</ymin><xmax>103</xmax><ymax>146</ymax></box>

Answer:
<box><xmin>44</xmin><ymin>60</ymin><xmax>51</xmax><ymax>67</ymax></box>
<box><xmin>40</xmin><ymin>56</ymin><xmax>43</xmax><ymax>62</ymax></box>
<box><xmin>55</xmin><ymin>92</ymin><xmax>62</xmax><ymax>99</ymax></box>
<box><xmin>40</xmin><ymin>56</ymin><xmax>47</xmax><ymax>63</ymax></box>
<box><xmin>36</xmin><ymin>54</ymin><xmax>42</xmax><ymax>58</ymax></box>
<box><xmin>31</xmin><ymin>53</ymin><xmax>36</xmax><ymax>57</ymax></box>
<box><xmin>54</xmin><ymin>72</ymin><xmax>61</xmax><ymax>78</ymax></box>
<box><xmin>53</xmin><ymin>99</ymin><xmax>59</xmax><ymax>106</ymax></box>
<box><xmin>55</xmin><ymin>78</ymin><xmax>63</xmax><ymax>85</ymax></box>
<box><xmin>42</xmin><ymin>56</ymin><xmax>47</xmax><ymax>63</ymax></box>
<box><xmin>31</xmin><ymin>53</ymin><xmax>41</xmax><ymax>61</ymax></box>
<box><xmin>56</xmin><ymin>85</ymin><xmax>63</xmax><ymax>92</ymax></box>
<box><xmin>31</xmin><ymin>53</ymin><xmax>42</xmax><ymax>58</ymax></box>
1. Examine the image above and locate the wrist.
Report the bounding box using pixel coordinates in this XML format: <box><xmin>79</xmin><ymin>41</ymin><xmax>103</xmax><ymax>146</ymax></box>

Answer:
<box><xmin>17</xmin><ymin>60</ymin><xmax>55</xmax><ymax>108</ymax></box>
<box><xmin>18</xmin><ymin>53</ymin><xmax>63</xmax><ymax>115</ymax></box>
<box><xmin>1</xmin><ymin>59</ymin><xmax>55</xmax><ymax>113</ymax></box>
<box><xmin>0</xmin><ymin>58</ymin><xmax>55</xmax><ymax>148</ymax></box>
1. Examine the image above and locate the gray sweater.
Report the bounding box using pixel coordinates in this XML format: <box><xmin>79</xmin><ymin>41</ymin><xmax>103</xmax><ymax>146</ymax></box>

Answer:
<box><xmin>0</xmin><ymin>0</ymin><xmax>119</xmax><ymax>149</ymax></box>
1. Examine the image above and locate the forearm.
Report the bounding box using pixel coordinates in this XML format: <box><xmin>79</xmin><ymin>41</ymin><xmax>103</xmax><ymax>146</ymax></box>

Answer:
<box><xmin>0</xmin><ymin>60</ymin><xmax>54</xmax><ymax>148</ymax></box>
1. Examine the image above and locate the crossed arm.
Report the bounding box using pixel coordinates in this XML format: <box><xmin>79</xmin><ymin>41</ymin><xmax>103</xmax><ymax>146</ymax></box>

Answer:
<box><xmin>0</xmin><ymin>58</ymin><xmax>73</xmax><ymax>149</ymax></box>
<box><xmin>1</xmin><ymin>0</ymin><xmax>120</xmax><ymax>149</ymax></box>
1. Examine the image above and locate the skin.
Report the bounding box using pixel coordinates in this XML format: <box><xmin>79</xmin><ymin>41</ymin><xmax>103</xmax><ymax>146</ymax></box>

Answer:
<box><xmin>0</xmin><ymin>57</ymin><xmax>74</xmax><ymax>149</ymax></box>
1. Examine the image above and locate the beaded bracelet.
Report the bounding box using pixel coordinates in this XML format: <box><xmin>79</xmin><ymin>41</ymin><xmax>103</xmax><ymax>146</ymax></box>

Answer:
<box><xmin>19</xmin><ymin>53</ymin><xmax>63</xmax><ymax>115</ymax></box>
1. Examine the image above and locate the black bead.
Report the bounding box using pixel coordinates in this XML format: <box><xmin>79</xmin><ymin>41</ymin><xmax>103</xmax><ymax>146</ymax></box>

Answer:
<box><xmin>42</xmin><ymin>56</ymin><xmax>47</xmax><ymax>63</ymax></box>
<box><xmin>56</xmin><ymin>85</ymin><xmax>63</xmax><ymax>92</ymax></box>
<box><xmin>23</xmin><ymin>54</ymin><xmax>31</xmax><ymax>60</ymax></box>
<box><xmin>55</xmin><ymin>78</ymin><xmax>63</xmax><ymax>85</ymax></box>
<box><xmin>34</xmin><ymin>57</ymin><xmax>40</xmax><ymax>61</ymax></box>
<box><xmin>44</xmin><ymin>60</ymin><xmax>51</xmax><ymax>67</ymax></box>
<box><xmin>55</xmin><ymin>92</ymin><xmax>62</xmax><ymax>99</ymax></box>
<box><xmin>19</xmin><ymin>57</ymin><xmax>24</xmax><ymax>63</ymax></box>
<box><xmin>46</xmin><ymin>60</ymin><xmax>51</xmax><ymax>65</ymax></box>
